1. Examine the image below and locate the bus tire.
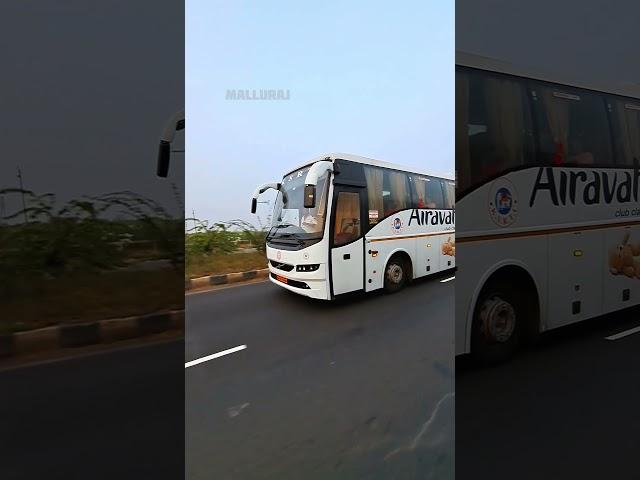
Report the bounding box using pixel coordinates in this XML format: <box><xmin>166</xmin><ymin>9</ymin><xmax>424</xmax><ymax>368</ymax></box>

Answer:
<box><xmin>384</xmin><ymin>254</ymin><xmax>409</xmax><ymax>293</ymax></box>
<box><xmin>471</xmin><ymin>279</ymin><xmax>529</xmax><ymax>364</ymax></box>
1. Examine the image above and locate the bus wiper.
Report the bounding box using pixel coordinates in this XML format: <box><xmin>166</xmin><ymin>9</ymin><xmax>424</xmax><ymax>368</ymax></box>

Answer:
<box><xmin>266</xmin><ymin>223</ymin><xmax>290</xmax><ymax>240</ymax></box>
<box><xmin>269</xmin><ymin>231</ymin><xmax>304</xmax><ymax>245</ymax></box>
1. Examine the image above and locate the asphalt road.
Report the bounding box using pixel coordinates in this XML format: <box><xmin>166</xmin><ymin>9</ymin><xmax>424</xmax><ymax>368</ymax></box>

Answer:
<box><xmin>456</xmin><ymin>308</ymin><xmax>640</xmax><ymax>480</ymax></box>
<box><xmin>186</xmin><ymin>274</ymin><xmax>455</xmax><ymax>480</ymax></box>
<box><xmin>0</xmin><ymin>339</ymin><xmax>184</xmax><ymax>480</ymax></box>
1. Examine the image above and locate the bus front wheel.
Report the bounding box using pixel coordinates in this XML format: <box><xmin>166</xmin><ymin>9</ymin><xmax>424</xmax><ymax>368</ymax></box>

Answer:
<box><xmin>471</xmin><ymin>280</ymin><xmax>527</xmax><ymax>364</ymax></box>
<box><xmin>384</xmin><ymin>255</ymin><xmax>409</xmax><ymax>293</ymax></box>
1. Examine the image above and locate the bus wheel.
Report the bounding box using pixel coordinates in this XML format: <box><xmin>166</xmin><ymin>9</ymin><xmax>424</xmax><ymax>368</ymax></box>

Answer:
<box><xmin>471</xmin><ymin>280</ymin><xmax>524</xmax><ymax>364</ymax></box>
<box><xmin>384</xmin><ymin>255</ymin><xmax>408</xmax><ymax>293</ymax></box>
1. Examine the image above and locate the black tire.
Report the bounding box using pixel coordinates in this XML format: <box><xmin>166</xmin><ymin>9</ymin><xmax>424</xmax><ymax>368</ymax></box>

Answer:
<box><xmin>471</xmin><ymin>279</ymin><xmax>533</xmax><ymax>364</ymax></box>
<box><xmin>384</xmin><ymin>255</ymin><xmax>409</xmax><ymax>293</ymax></box>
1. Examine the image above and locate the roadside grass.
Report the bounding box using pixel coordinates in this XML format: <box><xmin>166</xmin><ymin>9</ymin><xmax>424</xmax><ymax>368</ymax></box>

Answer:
<box><xmin>0</xmin><ymin>191</ymin><xmax>268</xmax><ymax>334</ymax></box>
<box><xmin>184</xmin><ymin>218</ymin><xmax>268</xmax><ymax>279</ymax></box>
<box><xmin>0</xmin><ymin>189</ymin><xmax>186</xmax><ymax>334</ymax></box>
<box><xmin>0</xmin><ymin>268</ymin><xmax>184</xmax><ymax>334</ymax></box>
<box><xmin>186</xmin><ymin>250</ymin><xmax>267</xmax><ymax>279</ymax></box>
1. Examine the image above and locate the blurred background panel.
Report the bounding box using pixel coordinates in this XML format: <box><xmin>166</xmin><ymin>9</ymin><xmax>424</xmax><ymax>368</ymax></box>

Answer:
<box><xmin>0</xmin><ymin>1</ymin><xmax>184</xmax><ymax>479</ymax></box>
<box><xmin>456</xmin><ymin>1</ymin><xmax>640</xmax><ymax>479</ymax></box>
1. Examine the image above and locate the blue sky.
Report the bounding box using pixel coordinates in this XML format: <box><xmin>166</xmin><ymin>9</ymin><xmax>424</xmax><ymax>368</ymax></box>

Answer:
<box><xmin>186</xmin><ymin>0</ymin><xmax>454</xmax><ymax>225</ymax></box>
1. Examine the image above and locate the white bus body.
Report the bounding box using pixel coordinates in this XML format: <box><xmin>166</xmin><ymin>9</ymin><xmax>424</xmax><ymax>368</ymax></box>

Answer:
<box><xmin>456</xmin><ymin>52</ymin><xmax>640</xmax><ymax>359</ymax></box>
<box><xmin>252</xmin><ymin>153</ymin><xmax>455</xmax><ymax>300</ymax></box>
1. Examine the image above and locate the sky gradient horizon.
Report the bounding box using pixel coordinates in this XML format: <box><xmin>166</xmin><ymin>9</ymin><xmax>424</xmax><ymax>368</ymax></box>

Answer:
<box><xmin>186</xmin><ymin>0</ymin><xmax>454</xmax><ymax>226</ymax></box>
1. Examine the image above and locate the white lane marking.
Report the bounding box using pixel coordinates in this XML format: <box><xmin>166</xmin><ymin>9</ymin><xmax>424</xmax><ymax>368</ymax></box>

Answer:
<box><xmin>185</xmin><ymin>344</ymin><xmax>247</xmax><ymax>368</ymax></box>
<box><xmin>605</xmin><ymin>326</ymin><xmax>640</xmax><ymax>341</ymax></box>
<box><xmin>440</xmin><ymin>276</ymin><xmax>455</xmax><ymax>283</ymax></box>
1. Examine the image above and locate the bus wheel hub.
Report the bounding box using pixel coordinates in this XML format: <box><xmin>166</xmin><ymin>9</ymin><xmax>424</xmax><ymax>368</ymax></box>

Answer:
<box><xmin>387</xmin><ymin>264</ymin><xmax>403</xmax><ymax>284</ymax></box>
<box><xmin>480</xmin><ymin>296</ymin><xmax>516</xmax><ymax>343</ymax></box>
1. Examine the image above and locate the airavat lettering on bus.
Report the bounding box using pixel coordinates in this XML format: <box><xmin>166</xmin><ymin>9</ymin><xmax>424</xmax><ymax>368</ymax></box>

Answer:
<box><xmin>529</xmin><ymin>164</ymin><xmax>640</xmax><ymax>208</ymax></box>
<box><xmin>408</xmin><ymin>209</ymin><xmax>455</xmax><ymax>226</ymax></box>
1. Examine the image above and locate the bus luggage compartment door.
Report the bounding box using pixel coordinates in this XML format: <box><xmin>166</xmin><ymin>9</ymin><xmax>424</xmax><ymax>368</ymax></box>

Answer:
<box><xmin>603</xmin><ymin>226</ymin><xmax>640</xmax><ymax>314</ymax></box>
<box><xmin>547</xmin><ymin>230</ymin><xmax>603</xmax><ymax>328</ymax></box>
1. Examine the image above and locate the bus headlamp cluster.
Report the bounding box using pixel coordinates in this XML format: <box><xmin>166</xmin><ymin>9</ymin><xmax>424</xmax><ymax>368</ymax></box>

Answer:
<box><xmin>296</xmin><ymin>264</ymin><xmax>320</xmax><ymax>272</ymax></box>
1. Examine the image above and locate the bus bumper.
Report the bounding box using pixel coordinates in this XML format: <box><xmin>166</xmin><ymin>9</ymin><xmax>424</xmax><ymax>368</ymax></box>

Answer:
<box><xmin>267</xmin><ymin>268</ymin><xmax>330</xmax><ymax>300</ymax></box>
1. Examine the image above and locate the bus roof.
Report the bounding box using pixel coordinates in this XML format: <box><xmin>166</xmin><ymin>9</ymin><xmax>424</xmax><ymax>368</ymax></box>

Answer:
<box><xmin>456</xmin><ymin>51</ymin><xmax>640</xmax><ymax>100</ymax></box>
<box><xmin>285</xmin><ymin>153</ymin><xmax>454</xmax><ymax>182</ymax></box>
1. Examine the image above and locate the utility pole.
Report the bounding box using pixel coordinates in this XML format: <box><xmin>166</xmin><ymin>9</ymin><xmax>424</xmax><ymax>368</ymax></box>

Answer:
<box><xmin>192</xmin><ymin>209</ymin><xmax>196</xmax><ymax>231</ymax></box>
<box><xmin>17</xmin><ymin>166</ymin><xmax>28</xmax><ymax>224</ymax></box>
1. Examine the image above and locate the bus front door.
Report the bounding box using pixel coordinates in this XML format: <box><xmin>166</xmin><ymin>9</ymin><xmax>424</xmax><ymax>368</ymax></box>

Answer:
<box><xmin>330</xmin><ymin>187</ymin><xmax>365</xmax><ymax>296</ymax></box>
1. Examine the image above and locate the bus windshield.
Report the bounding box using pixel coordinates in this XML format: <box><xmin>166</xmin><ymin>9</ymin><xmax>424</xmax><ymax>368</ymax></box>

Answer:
<box><xmin>271</xmin><ymin>166</ymin><xmax>330</xmax><ymax>239</ymax></box>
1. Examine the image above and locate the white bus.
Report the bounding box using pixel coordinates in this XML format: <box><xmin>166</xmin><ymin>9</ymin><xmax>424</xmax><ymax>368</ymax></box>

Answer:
<box><xmin>456</xmin><ymin>51</ymin><xmax>640</xmax><ymax>361</ymax></box>
<box><xmin>251</xmin><ymin>153</ymin><xmax>455</xmax><ymax>300</ymax></box>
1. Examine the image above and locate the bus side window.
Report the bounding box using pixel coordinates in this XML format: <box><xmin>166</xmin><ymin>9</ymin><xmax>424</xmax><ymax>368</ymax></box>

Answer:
<box><xmin>334</xmin><ymin>192</ymin><xmax>361</xmax><ymax>246</ymax></box>
<box><xmin>532</xmin><ymin>84</ymin><xmax>612</xmax><ymax>166</ymax></box>
<box><xmin>612</xmin><ymin>99</ymin><xmax>640</xmax><ymax>166</ymax></box>
<box><xmin>457</xmin><ymin>67</ymin><xmax>533</xmax><ymax>193</ymax></box>
<box><xmin>456</xmin><ymin>69</ymin><xmax>472</xmax><ymax>193</ymax></box>
<box><xmin>364</xmin><ymin>166</ymin><xmax>384</xmax><ymax>226</ymax></box>
<box><xmin>426</xmin><ymin>177</ymin><xmax>445</xmax><ymax>209</ymax></box>
<box><xmin>383</xmin><ymin>170</ymin><xmax>410</xmax><ymax>216</ymax></box>
<box><xmin>444</xmin><ymin>181</ymin><xmax>455</xmax><ymax>209</ymax></box>
<box><xmin>412</xmin><ymin>176</ymin><xmax>441</xmax><ymax>209</ymax></box>
<box><xmin>413</xmin><ymin>177</ymin><xmax>426</xmax><ymax>208</ymax></box>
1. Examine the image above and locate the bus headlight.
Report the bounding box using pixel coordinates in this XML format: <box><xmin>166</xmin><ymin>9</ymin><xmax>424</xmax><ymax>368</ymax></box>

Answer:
<box><xmin>296</xmin><ymin>264</ymin><xmax>320</xmax><ymax>272</ymax></box>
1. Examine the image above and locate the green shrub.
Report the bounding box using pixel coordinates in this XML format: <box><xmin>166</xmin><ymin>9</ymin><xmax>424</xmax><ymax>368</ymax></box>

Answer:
<box><xmin>0</xmin><ymin>189</ymin><xmax>184</xmax><ymax>300</ymax></box>
<box><xmin>185</xmin><ymin>218</ymin><xmax>268</xmax><ymax>274</ymax></box>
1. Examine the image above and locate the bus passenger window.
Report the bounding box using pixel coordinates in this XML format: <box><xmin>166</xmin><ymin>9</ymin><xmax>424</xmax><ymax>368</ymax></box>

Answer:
<box><xmin>383</xmin><ymin>171</ymin><xmax>410</xmax><ymax>216</ymax></box>
<box><xmin>456</xmin><ymin>68</ymin><xmax>533</xmax><ymax>193</ymax></box>
<box><xmin>534</xmin><ymin>87</ymin><xmax>612</xmax><ymax>166</ymax></box>
<box><xmin>612</xmin><ymin>100</ymin><xmax>640</xmax><ymax>165</ymax></box>
<box><xmin>334</xmin><ymin>192</ymin><xmax>361</xmax><ymax>246</ymax></box>
<box><xmin>444</xmin><ymin>182</ymin><xmax>455</xmax><ymax>209</ymax></box>
<box><xmin>414</xmin><ymin>176</ymin><xmax>444</xmax><ymax>209</ymax></box>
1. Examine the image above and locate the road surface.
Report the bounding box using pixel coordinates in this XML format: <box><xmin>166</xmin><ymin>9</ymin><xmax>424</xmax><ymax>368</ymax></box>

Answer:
<box><xmin>456</xmin><ymin>308</ymin><xmax>640</xmax><ymax>479</ymax></box>
<box><xmin>186</xmin><ymin>274</ymin><xmax>455</xmax><ymax>480</ymax></box>
<box><xmin>0</xmin><ymin>339</ymin><xmax>184</xmax><ymax>480</ymax></box>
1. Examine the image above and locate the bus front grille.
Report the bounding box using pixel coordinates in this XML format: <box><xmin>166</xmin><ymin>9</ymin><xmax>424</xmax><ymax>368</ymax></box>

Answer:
<box><xmin>269</xmin><ymin>260</ymin><xmax>294</xmax><ymax>272</ymax></box>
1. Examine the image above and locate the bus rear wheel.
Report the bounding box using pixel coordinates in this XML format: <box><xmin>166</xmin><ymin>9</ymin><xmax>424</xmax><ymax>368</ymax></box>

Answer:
<box><xmin>384</xmin><ymin>255</ymin><xmax>409</xmax><ymax>293</ymax></box>
<box><xmin>471</xmin><ymin>280</ymin><xmax>526</xmax><ymax>364</ymax></box>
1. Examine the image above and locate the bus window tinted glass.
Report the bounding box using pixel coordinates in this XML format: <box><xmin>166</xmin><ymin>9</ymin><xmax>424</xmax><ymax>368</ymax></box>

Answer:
<box><xmin>612</xmin><ymin>99</ymin><xmax>640</xmax><ymax>165</ymax></box>
<box><xmin>333</xmin><ymin>191</ymin><xmax>361</xmax><ymax>246</ymax></box>
<box><xmin>414</xmin><ymin>176</ymin><xmax>444</xmax><ymax>208</ymax></box>
<box><xmin>364</xmin><ymin>166</ymin><xmax>410</xmax><ymax>223</ymax></box>
<box><xmin>533</xmin><ymin>85</ymin><xmax>613</xmax><ymax>166</ymax></box>
<box><xmin>364</xmin><ymin>166</ymin><xmax>384</xmax><ymax>226</ymax></box>
<box><xmin>383</xmin><ymin>170</ymin><xmax>410</xmax><ymax>216</ymax></box>
<box><xmin>444</xmin><ymin>181</ymin><xmax>455</xmax><ymax>209</ymax></box>
<box><xmin>456</xmin><ymin>69</ymin><xmax>533</xmax><ymax>193</ymax></box>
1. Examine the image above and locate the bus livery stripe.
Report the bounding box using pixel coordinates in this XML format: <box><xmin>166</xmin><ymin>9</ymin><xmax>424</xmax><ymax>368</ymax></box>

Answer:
<box><xmin>457</xmin><ymin>220</ymin><xmax>640</xmax><ymax>243</ymax></box>
<box><xmin>368</xmin><ymin>230</ymin><xmax>455</xmax><ymax>242</ymax></box>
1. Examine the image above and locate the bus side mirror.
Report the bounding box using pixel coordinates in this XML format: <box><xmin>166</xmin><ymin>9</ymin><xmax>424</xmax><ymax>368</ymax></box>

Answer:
<box><xmin>156</xmin><ymin>110</ymin><xmax>184</xmax><ymax>178</ymax></box>
<box><xmin>304</xmin><ymin>184</ymin><xmax>316</xmax><ymax>208</ymax></box>
<box><xmin>157</xmin><ymin>140</ymin><xmax>171</xmax><ymax>177</ymax></box>
<box><xmin>251</xmin><ymin>198</ymin><xmax>257</xmax><ymax>214</ymax></box>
